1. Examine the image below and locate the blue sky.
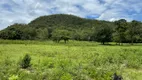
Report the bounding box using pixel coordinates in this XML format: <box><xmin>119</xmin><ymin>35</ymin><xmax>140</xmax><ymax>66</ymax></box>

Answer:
<box><xmin>0</xmin><ymin>0</ymin><xmax>142</xmax><ymax>30</ymax></box>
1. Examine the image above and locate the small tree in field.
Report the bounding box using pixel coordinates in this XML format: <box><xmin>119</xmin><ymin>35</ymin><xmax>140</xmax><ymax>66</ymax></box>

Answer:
<box><xmin>20</xmin><ymin>54</ymin><xmax>31</xmax><ymax>69</ymax></box>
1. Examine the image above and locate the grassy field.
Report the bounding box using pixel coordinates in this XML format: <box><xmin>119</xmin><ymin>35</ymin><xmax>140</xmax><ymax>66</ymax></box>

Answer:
<box><xmin>0</xmin><ymin>40</ymin><xmax>142</xmax><ymax>80</ymax></box>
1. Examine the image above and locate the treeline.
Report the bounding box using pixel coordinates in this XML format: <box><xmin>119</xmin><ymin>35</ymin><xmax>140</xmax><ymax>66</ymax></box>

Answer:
<box><xmin>0</xmin><ymin>14</ymin><xmax>142</xmax><ymax>45</ymax></box>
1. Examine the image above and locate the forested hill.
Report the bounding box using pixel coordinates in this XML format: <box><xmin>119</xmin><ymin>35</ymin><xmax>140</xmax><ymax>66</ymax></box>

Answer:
<box><xmin>28</xmin><ymin>14</ymin><xmax>111</xmax><ymax>29</ymax></box>
<box><xmin>0</xmin><ymin>14</ymin><xmax>142</xmax><ymax>45</ymax></box>
<box><xmin>29</xmin><ymin>14</ymin><xmax>89</xmax><ymax>28</ymax></box>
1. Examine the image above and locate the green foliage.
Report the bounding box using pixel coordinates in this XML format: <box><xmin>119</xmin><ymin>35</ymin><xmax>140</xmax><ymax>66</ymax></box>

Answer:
<box><xmin>9</xmin><ymin>75</ymin><xmax>18</xmax><ymax>80</ymax></box>
<box><xmin>0</xmin><ymin>14</ymin><xmax>113</xmax><ymax>42</ymax></box>
<box><xmin>126</xmin><ymin>20</ymin><xmax>142</xmax><ymax>44</ymax></box>
<box><xmin>93</xmin><ymin>23</ymin><xmax>113</xmax><ymax>44</ymax></box>
<box><xmin>20</xmin><ymin>54</ymin><xmax>31</xmax><ymax>69</ymax></box>
<box><xmin>0</xmin><ymin>23</ymin><xmax>25</xmax><ymax>40</ymax></box>
<box><xmin>113</xmin><ymin>19</ymin><xmax>127</xmax><ymax>44</ymax></box>
<box><xmin>52</xmin><ymin>29</ymin><xmax>71</xmax><ymax>43</ymax></box>
<box><xmin>0</xmin><ymin>24</ymin><xmax>37</xmax><ymax>40</ymax></box>
<box><xmin>1</xmin><ymin>14</ymin><xmax>142</xmax><ymax>45</ymax></box>
<box><xmin>29</xmin><ymin>14</ymin><xmax>90</xmax><ymax>29</ymax></box>
<box><xmin>73</xmin><ymin>29</ymin><xmax>92</xmax><ymax>41</ymax></box>
<box><xmin>36</xmin><ymin>28</ymin><xmax>49</xmax><ymax>40</ymax></box>
<box><xmin>0</xmin><ymin>40</ymin><xmax>142</xmax><ymax>79</ymax></box>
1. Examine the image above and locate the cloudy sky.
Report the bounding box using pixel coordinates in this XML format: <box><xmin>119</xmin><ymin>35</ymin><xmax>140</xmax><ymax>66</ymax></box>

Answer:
<box><xmin>0</xmin><ymin>0</ymin><xmax>142</xmax><ymax>30</ymax></box>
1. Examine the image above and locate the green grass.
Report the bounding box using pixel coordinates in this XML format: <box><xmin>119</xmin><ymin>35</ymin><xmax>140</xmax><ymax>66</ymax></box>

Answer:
<box><xmin>0</xmin><ymin>40</ymin><xmax>142</xmax><ymax>80</ymax></box>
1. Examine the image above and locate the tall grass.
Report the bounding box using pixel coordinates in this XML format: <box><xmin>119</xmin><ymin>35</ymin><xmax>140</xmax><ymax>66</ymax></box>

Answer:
<box><xmin>0</xmin><ymin>40</ymin><xmax>142</xmax><ymax>80</ymax></box>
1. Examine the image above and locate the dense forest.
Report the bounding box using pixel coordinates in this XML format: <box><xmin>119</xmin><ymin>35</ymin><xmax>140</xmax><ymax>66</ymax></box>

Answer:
<box><xmin>0</xmin><ymin>14</ymin><xmax>142</xmax><ymax>45</ymax></box>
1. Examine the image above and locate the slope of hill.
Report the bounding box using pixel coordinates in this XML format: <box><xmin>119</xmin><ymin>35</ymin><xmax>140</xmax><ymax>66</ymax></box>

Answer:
<box><xmin>28</xmin><ymin>14</ymin><xmax>98</xmax><ymax>29</ymax></box>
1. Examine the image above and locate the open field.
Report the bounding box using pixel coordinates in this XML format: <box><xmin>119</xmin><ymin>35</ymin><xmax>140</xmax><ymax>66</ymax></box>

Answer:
<box><xmin>0</xmin><ymin>40</ymin><xmax>142</xmax><ymax>80</ymax></box>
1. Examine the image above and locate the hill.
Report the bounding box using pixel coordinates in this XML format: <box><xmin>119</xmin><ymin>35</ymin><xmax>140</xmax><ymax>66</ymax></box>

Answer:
<box><xmin>0</xmin><ymin>14</ymin><xmax>142</xmax><ymax>44</ymax></box>
<box><xmin>28</xmin><ymin>14</ymin><xmax>109</xmax><ymax>29</ymax></box>
<box><xmin>0</xmin><ymin>14</ymin><xmax>114</xmax><ymax>41</ymax></box>
<box><xmin>29</xmin><ymin>14</ymin><xmax>89</xmax><ymax>28</ymax></box>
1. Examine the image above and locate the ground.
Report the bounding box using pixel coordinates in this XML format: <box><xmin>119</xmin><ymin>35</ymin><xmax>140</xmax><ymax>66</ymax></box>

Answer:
<box><xmin>0</xmin><ymin>40</ymin><xmax>142</xmax><ymax>80</ymax></box>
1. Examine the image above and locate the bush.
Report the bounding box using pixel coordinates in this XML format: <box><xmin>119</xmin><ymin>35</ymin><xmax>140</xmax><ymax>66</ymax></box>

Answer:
<box><xmin>20</xmin><ymin>54</ymin><xmax>31</xmax><ymax>69</ymax></box>
<box><xmin>9</xmin><ymin>75</ymin><xmax>19</xmax><ymax>80</ymax></box>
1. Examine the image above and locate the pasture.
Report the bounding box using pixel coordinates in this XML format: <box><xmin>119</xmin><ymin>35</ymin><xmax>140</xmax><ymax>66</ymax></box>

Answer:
<box><xmin>0</xmin><ymin>40</ymin><xmax>142</xmax><ymax>80</ymax></box>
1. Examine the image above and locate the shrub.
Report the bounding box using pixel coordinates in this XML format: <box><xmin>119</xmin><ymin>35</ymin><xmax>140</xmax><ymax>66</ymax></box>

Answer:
<box><xmin>20</xmin><ymin>54</ymin><xmax>31</xmax><ymax>69</ymax></box>
<box><xmin>9</xmin><ymin>75</ymin><xmax>18</xmax><ymax>80</ymax></box>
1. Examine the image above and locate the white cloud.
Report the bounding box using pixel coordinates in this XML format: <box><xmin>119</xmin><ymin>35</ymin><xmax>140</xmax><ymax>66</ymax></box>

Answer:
<box><xmin>0</xmin><ymin>0</ymin><xmax>142</xmax><ymax>30</ymax></box>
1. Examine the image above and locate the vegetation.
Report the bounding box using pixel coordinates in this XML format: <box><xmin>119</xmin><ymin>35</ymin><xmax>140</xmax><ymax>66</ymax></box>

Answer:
<box><xmin>52</xmin><ymin>29</ymin><xmax>71</xmax><ymax>43</ymax></box>
<box><xmin>0</xmin><ymin>14</ymin><xmax>142</xmax><ymax>79</ymax></box>
<box><xmin>93</xmin><ymin>23</ymin><xmax>113</xmax><ymax>44</ymax></box>
<box><xmin>113</xmin><ymin>19</ymin><xmax>127</xmax><ymax>45</ymax></box>
<box><xmin>20</xmin><ymin>54</ymin><xmax>31</xmax><ymax>69</ymax></box>
<box><xmin>0</xmin><ymin>40</ymin><xmax>142</xmax><ymax>80</ymax></box>
<box><xmin>1</xmin><ymin>14</ymin><xmax>142</xmax><ymax>45</ymax></box>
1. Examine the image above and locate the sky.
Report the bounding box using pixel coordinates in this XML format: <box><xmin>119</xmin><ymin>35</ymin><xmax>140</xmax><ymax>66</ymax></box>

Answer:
<box><xmin>0</xmin><ymin>0</ymin><xmax>142</xmax><ymax>30</ymax></box>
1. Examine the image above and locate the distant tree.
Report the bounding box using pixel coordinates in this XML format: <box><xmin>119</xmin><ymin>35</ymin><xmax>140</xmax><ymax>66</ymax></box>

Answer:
<box><xmin>93</xmin><ymin>23</ymin><xmax>113</xmax><ymax>45</ymax></box>
<box><xmin>52</xmin><ymin>29</ymin><xmax>71</xmax><ymax>43</ymax></box>
<box><xmin>0</xmin><ymin>29</ymin><xmax>10</xmax><ymax>39</ymax></box>
<box><xmin>126</xmin><ymin>20</ymin><xmax>141</xmax><ymax>44</ymax></box>
<box><xmin>36</xmin><ymin>28</ymin><xmax>48</xmax><ymax>40</ymax></box>
<box><xmin>22</xmin><ymin>27</ymin><xmax>37</xmax><ymax>40</ymax></box>
<box><xmin>113</xmin><ymin>19</ymin><xmax>127</xmax><ymax>45</ymax></box>
<box><xmin>0</xmin><ymin>23</ymin><xmax>25</xmax><ymax>40</ymax></box>
<box><xmin>47</xmin><ymin>27</ymin><xmax>53</xmax><ymax>39</ymax></box>
<box><xmin>73</xmin><ymin>29</ymin><xmax>86</xmax><ymax>41</ymax></box>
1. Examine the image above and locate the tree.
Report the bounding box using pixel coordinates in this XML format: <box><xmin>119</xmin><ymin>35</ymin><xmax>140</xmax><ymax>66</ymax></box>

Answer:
<box><xmin>0</xmin><ymin>23</ymin><xmax>25</xmax><ymax>40</ymax></box>
<box><xmin>52</xmin><ymin>29</ymin><xmax>71</xmax><ymax>43</ymax></box>
<box><xmin>21</xmin><ymin>27</ymin><xmax>37</xmax><ymax>40</ymax></box>
<box><xmin>73</xmin><ymin>29</ymin><xmax>92</xmax><ymax>41</ymax></box>
<box><xmin>36</xmin><ymin>28</ymin><xmax>49</xmax><ymax>40</ymax></box>
<box><xmin>113</xmin><ymin>19</ymin><xmax>127</xmax><ymax>45</ymax></box>
<box><xmin>93</xmin><ymin>23</ymin><xmax>113</xmax><ymax>45</ymax></box>
<box><xmin>126</xmin><ymin>20</ymin><xmax>141</xmax><ymax>44</ymax></box>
